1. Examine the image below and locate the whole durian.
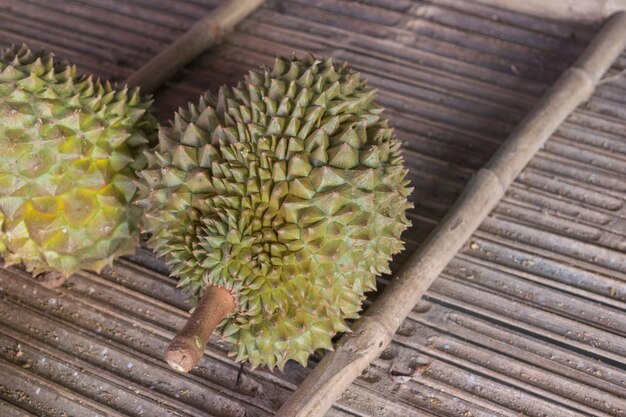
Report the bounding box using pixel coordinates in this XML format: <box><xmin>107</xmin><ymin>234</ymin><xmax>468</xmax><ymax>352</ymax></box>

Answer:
<box><xmin>0</xmin><ymin>45</ymin><xmax>156</xmax><ymax>277</ymax></box>
<box><xmin>140</xmin><ymin>54</ymin><xmax>412</xmax><ymax>370</ymax></box>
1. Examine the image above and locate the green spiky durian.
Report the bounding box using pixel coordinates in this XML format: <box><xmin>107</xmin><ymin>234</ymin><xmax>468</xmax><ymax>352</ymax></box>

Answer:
<box><xmin>0</xmin><ymin>45</ymin><xmax>157</xmax><ymax>276</ymax></box>
<box><xmin>139</xmin><ymin>54</ymin><xmax>412</xmax><ymax>370</ymax></box>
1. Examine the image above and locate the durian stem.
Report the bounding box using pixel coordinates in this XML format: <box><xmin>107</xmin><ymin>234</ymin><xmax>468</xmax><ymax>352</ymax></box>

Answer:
<box><xmin>275</xmin><ymin>12</ymin><xmax>626</xmax><ymax>417</ymax></box>
<box><xmin>165</xmin><ymin>285</ymin><xmax>236</xmax><ymax>373</ymax></box>
<box><xmin>124</xmin><ymin>0</ymin><xmax>265</xmax><ymax>94</ymax></box>
<box><xmin>36</xmin><ymin>271</ymin><xmax>66</xmax><ymax>289</ymax></box>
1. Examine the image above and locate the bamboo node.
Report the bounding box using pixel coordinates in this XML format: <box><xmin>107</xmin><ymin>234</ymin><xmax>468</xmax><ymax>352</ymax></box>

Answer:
<box><xmin>567</xmin><ymin>67</ymin><xmax>595</xmax><ymax>93</ymax></box>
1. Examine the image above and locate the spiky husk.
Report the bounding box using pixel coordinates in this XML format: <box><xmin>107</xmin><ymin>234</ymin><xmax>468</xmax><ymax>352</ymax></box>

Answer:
<box><xmin>139</xmin><ymin>54</ymin><xmax>412</xmax><ymax>369</ymax></box>
<box><xmin>0</xmin><ymin>45</ymin><xmax>156</xmax><ymax>276</ymax></box>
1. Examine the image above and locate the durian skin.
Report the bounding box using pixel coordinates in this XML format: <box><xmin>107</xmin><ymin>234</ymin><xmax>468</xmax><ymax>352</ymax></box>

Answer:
<box><xmin>0</xmin><ymin>45</ymin><xmax>156</xmax><ymax>276</ymax></box>
<box><xmin>139</xmin><ymin>54</ymin><xmax>412</xmax><ymax>370</ymax></box>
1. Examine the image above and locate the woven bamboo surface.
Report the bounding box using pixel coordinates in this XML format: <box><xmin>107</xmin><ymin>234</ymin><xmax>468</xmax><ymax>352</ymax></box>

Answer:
<box><xmin>0</xmin><ymin>1</ymin><xmax>625</xmax><ymax>416</ymax></box>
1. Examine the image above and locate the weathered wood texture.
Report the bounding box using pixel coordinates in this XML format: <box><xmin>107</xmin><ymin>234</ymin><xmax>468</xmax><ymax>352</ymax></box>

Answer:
<box><xmin>1</xmin><ymin>1</ymin><xmax>625</xmax><ymax>417</ymax></box>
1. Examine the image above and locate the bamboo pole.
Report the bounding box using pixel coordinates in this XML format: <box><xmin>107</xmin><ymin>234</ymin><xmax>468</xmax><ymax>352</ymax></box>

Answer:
<box><xmin>124</xmin><ymin>0</ymin><xmax>265</xmax><ymax>94</ymax></box>
<box><xmin>275</xmin><ymin>11</ymin><xmax>626</xmax><ymax>417</ymax></box>
<box><xmin>474</xmin><ymin>0</ymin><xmax>626</xmax><ymax>23</ymax></box>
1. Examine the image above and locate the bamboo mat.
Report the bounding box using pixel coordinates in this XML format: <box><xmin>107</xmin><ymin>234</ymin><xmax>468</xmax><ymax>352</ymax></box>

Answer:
<box><xmin>0</xmin><ymin>1</ymin><xmax>625</xmax><ymax>416</ymax></box>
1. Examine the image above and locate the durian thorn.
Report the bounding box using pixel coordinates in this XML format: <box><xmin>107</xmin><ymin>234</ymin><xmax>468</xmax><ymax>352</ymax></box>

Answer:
<box><xmin>165</xmin><ymin>285</ymin><xmax>236</xmax><ymax>373</ymax></box>
<box><xmin>36</xmin><ymin>271</ymin><xmax>67</xmax><ymax>289</ymax></box>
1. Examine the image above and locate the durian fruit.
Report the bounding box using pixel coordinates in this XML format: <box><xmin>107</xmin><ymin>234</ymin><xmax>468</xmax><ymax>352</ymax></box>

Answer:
<box><xmin>0</xmin><ymin>45</ymin><xmax>156</xmax><ymax>279</ymax></box>
<box><xmin>139</xmin><ymin>54</ymin><xmax>412</xmax><ymax>371</ymax></box>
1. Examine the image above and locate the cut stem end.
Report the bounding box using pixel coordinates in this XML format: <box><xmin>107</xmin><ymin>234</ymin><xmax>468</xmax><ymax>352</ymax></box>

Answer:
<box><xmin>36</xmin><ymin>271</ymin><xmax>67</xmax><ymax>289</ymax></box>
<box><xmin>165</xmin><ymin>285</ymin><xmax>236</xmax><ymax>373</ymax></box>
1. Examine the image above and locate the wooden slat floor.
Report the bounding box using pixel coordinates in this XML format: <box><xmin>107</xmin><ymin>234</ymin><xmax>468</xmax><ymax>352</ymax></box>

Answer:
<box><xmin>1</xmin><ymin>0</ymin><xmax>625</xmax><ymax>416</ymax></box>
